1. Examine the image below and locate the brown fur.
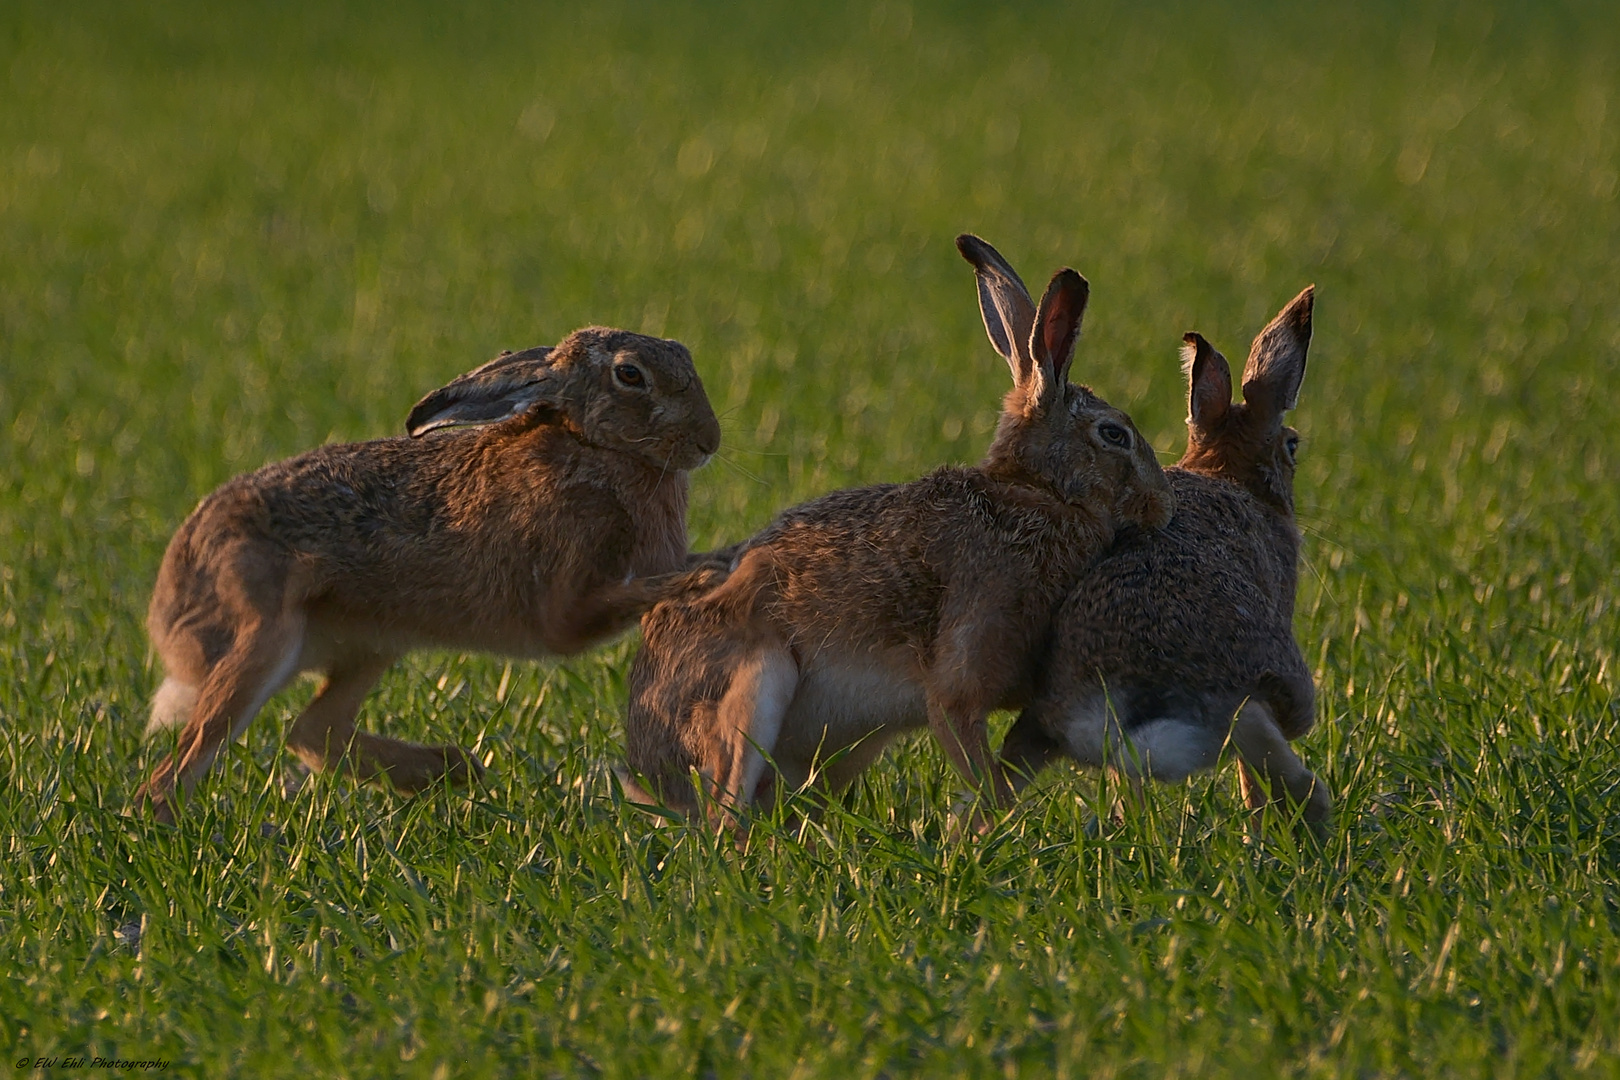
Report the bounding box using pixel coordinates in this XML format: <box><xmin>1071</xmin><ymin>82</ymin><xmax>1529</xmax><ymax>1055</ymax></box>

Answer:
<box><xmin>998</xmin><ymin>287</ymin><xmax>1331</xmax><ymax>833</ymax></box>
<box><xmin>620</xmin><ymin>237</ymin><xmax>1174</xmax><ymax>827</ymax></box>
<box><xmin>140</xmin><ymin>327</ymin><xmax>722</xmax><ymax>821</ymax></box>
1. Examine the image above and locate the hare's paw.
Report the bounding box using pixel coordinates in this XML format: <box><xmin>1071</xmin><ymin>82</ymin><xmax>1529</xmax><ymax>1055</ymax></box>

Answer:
<box><xmin>351</xmin><ymin>732</ymin><xmax>484</xmax><ymax>792</ymax></box>
<box><xmin>442</xmin><ymin>744</ymin><xmax>487</xmax><ymax>786</ymax></box>
<box><xmin>130</xmin><ymin>786</ymin><xmax>178</xmax><ymax>826</ymax></box>
<box><xmin>130</xmin><ymin>762</ymin><xmax>181</xmax><ymax>825</ymax></box>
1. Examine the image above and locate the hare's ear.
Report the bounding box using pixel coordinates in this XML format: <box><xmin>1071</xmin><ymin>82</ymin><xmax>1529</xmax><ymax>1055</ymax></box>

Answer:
<box><xmin>1241</xmin><ymin>286</ymin><xmax>1313</xmax><ymax>419</ymax></box>
<box><xmin>956</xmin><ymin>233</ymin><xmax>1037</xmax><ymax>382</ymax></box>
<box><xmin>1027</xmin><ymin>268</ymin><xmax>1089</xmax><ymax>401</ymax></box>
<box><xmin>406</xmin><ymin>347</ymin><xmax>557</xmax><ymax>436</ymax></box>
<box><xmin>1182</xmin><ymin>332</ymin><xmax>1232</xmax><ymax>428</ymax></box>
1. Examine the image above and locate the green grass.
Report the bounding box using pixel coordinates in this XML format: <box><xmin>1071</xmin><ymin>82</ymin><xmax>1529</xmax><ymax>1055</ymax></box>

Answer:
<box><xmin>4</xmin><ymin>0</ymin><xmax>1619</xmax><ymax>1075</ymax></box>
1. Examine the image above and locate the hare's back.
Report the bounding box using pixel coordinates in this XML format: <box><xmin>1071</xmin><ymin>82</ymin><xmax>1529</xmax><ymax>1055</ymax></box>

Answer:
<box><xmin>176</xmin><ymin>430</ymin><xmax>602</xmax><ymax>610</ymax></box>
<box><xmin>160</xmin><ymin>436</ymin><xmax>446</xmax><ymax>573</ymax></box>
<box><xmin>151</xmin><ymin>435</ymin><xmax>455</xmax><ymax>641</ymax></box>
<box><xmin>1051</xmin><ymin>473</ymin><xmax>1294</xmax><ymax>700</ymax></box>
<box><xmin>1164</xmin><ymin>472</ymin><xmax>1298</xmax><ymax>606</ymax></box>
<box><xmin>746</xmin><ymin>481</ymin><xmax>912</xmax><ymax>552</ymax></box>
<box><xmin>239</xmin><ymin>436</ymin><xmax>449</xmax><ymax>540</ymax></box>
<box><xmin>742</xmin><ymin>478</ymin><xmax>940</xmax><ymax>646</ymax></box>
<box><xmin>743</xmin><ymin>468</ymin><xmax>1040</xmax><ymax>655</ymax></box>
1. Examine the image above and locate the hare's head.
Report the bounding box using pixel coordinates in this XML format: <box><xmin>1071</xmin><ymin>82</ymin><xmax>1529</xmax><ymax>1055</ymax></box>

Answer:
<box><xmin>957</xmin><ymin>234</ymin><xmax>1173</xmax><ymax>533</ymax></box>
<box><xmin>407</xmin><ymin>328</ymin><xmax>721</xmax><ymax>472</ymax></box>
<box><xmin>1178</xmin><ymin>286</ymin><xmax>1313</xmax><ymax>514</ymax></box>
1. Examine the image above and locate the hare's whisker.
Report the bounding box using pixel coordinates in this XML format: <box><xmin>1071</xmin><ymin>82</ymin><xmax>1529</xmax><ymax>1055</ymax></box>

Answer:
<box><xmin>1297</xmin><ymin>551</ymin><xmax>1339</xmax><ymax>607</ymax></box>
<box><xmin>714</xmin><ymin>451</ymin><xmax>769</xmax><ymax>487</ymax></box>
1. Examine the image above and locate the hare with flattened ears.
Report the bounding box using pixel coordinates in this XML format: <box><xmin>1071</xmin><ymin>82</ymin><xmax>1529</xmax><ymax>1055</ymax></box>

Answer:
<box><xmin>620</xmin><ymin>237</ymin><xmax>1175</xmax><ymax>828</ymax></box>
<box><xmin>998</xmin><ymin>287</ymin><xmax>1330</xmax><ymax>834</ymax></box>
<box><xmin>140</xmin><ymin>327</ymin><xmax>722</xmax><ymax>822</ymax></box>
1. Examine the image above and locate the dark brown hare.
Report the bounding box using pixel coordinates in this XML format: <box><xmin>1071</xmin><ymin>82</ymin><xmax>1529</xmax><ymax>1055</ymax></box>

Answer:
<box><xmin>998</xmin><ymin>287</ymin><xmax>1330</xmax><ymax>834</ymax></box>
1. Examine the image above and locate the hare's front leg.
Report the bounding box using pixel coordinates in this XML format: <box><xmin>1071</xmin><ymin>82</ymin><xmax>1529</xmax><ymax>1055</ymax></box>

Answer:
<box><xmin>542</xmin><ymin>566</ymin><xmax>724</xmax><ymax>653</ymax></box>
<box><xmin>998</xmin><ymin>709</ymin><xmax>1066</xmax><ymax>794</ymax></box>
<box><xmin>926</xmin><ymin>598</ymin><xmax>1022</xmax><ymax>820</ymax></box>
<box><xmin>925</xmin><ymin>689</ymin><xmax>1014</xmax><ymax>835</ymax></box>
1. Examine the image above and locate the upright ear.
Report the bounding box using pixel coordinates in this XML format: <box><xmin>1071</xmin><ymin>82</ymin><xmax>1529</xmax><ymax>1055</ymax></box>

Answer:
<box><xmin>406</xmin><ymin>346</ymin><xmax>557</xmax><ymax>436</ymax></box>
<box><xmin>1182</xmin><ymin>332</ymin><xmax>1232</xmax><ymax>428</ymax></box>
<box><xmin>956</xmin><ymin>233</ymin><xmax>1036</xmax><ymax>382</ymax></box>
<box><xmin>1027</xmin><ymin>268</ymin><xmax>1089</xmax><ymax>400</ymax></box>
<box><xmin>1241</xmin><ymin>286</ymin><xmax>1313</xmax><ymax>419</ymax></box>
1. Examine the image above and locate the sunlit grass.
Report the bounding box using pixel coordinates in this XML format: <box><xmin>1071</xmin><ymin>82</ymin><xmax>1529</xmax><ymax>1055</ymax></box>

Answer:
<box><xmin>3</xmin><ymin>1</ymin><xmax>1618</xmax><ymax>1075</ymax></box>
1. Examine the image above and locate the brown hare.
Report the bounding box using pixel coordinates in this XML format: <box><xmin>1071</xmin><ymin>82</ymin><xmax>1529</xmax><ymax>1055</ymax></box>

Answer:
<box><xmin>998</xmin><ymin>287</ymin><xmax>1331</xmax><ymax>834</ymax></box>
<box><xmin>140</xmin><ymin>327</ymin><xmax>722</xmax><ymax>822</ymax></box>
<box><xmin>620</xmin><ymin>236</ymin><xmax>1175</xmax><ymax>828</ymax></box>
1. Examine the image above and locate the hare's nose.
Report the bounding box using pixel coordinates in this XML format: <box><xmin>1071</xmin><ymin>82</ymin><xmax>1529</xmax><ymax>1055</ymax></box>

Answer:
<box><xmin>696</xmin><ymin>415</ymin><xmax>722</xmax><ymax>456</ymax></box>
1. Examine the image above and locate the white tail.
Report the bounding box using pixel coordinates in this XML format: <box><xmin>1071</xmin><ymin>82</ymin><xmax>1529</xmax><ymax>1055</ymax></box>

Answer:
<box><xmin>146</xmin><ymin>678</ymin><xmax>198</xmax><ymax>736</ymax></box>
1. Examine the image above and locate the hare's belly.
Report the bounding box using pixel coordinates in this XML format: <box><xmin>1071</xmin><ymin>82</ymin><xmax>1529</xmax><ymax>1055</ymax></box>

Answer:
<box><xmin>773</xmin><ymin>659</ymin><xmax>927</xmax><ymax>771</ymax></box>
<box><xmin>301</xmin><ymin>603</ymin><xmax>556</xmax><ymax>662</ymax></box>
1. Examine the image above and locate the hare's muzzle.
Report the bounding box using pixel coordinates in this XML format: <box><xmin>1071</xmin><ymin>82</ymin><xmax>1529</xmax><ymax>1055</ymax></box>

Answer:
<box><xmin>697</xmin><ymin>420</ymin><xmax>721</xmax><ymax>458</ymax></box>
<box><xmin>688</xmin><ymin>412</ymin><xmax>721</xmax><ymax>465</ymax></box>
<box><xmin>670</xmin><ymin>429</ymin><xmax>719</xmax><ymax>471</ymax></box>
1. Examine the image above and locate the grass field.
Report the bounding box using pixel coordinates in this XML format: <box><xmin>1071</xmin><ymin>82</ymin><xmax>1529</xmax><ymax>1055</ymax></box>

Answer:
<box><xmin>4</xmin><ymin>1</ymin><xmax>1619</xmax><ymax>1075</ymax></box>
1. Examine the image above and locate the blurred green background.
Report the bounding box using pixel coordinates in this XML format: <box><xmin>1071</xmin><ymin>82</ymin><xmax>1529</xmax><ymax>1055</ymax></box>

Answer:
<box><xmin>3</xmin><ymin>1</ymin><xmax>1618</xmax><ymax>1076</ymax></box>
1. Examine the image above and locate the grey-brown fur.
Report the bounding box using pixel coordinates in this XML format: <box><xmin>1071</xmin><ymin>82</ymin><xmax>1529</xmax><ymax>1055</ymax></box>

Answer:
<box><xmin>999</xmin><ymin>287</ymin><xmax>1330</xmax><ymax>831</ymax></box>
<box><xmin>620</xmin><ymin>237</ymin><xmax>1175</xmax><ymax>827</ymax></box>
<box><xmin>140</xmin><ymin>327</ymin><xmax>722</xmax><ymax>821</ymax></box>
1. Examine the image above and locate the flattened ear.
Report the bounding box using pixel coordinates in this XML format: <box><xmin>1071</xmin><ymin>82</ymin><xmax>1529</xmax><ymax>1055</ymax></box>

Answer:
<box><xmin>956</xmin><ymin>233</ymin><xmax>1037</xmax><ymax>382</ymax></box>
<box><xmin>1241</xmin><ymin>285</ymin><xmax>1313</xmax><ymax>418</ymax></box>
<box><xmin>1027</xmin><ymin>268</ymin><xmax>1089</xmax><ymax>399</ymax></box>
<box><xmin>1181</xmin><ymin>332</ymin><xmax>1232</xmax><ymax>427</ymax></box>
<box><xmin>406</xmin><ymin>346</ymin><xmax>556</xmax><ymax>436</ymax></box>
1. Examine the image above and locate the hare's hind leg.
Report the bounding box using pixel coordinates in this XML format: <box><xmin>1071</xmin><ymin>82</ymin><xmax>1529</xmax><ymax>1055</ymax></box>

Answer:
<box><xmin>703</xmin><ymin>645</ymin><xmax>797</xmax><ymax>828</ymax></box>
<box><xmin>139</xmin><ymin>613</ymin><xmax>305</xmax><ymax>822</ymax></box>
<box><xmin>1230</xmin><ymin>701</ymin><xmax>1331</xmax><ymax>836</ymax></box>
<box><xmin>1236</xmin><ymin>761</ymin><xmax>1267</xmax><ymax>815</ymax></box>
<box><xmin>288</xmin><ymin>653</ymin><xmax>483</xmax><ymax>793</ymax></box>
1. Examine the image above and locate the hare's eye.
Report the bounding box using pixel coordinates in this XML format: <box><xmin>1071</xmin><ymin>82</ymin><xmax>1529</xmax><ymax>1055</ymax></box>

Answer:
<box><xmin>614</xmin><ymin>363</ymin><xmax>646</xmax><ymax>388</ymax></box>
<box><xmin>1284</xmin><ymin>435</ymin><xmax>1300</xmax><ymax>461</ymax></box>
<box><xmin>1098</xmin><ymin>422</ymin><xmax>1131</xmax><ymax>449</ymax></box>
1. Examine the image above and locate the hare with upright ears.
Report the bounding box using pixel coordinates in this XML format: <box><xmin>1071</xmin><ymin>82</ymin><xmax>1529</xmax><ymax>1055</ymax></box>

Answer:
<box><xmin>140</xmin><ymin>327</ymin><xmax>722</xmax><ymax>822</ymax></box>
<box><xmin>998</xmin><ymin>287</ymin><xmax>1331</xmax><ymax>832</ymax></box>
<box><xmin>620</xmin><ymin>236</ymin><xmax>1175</xmax><ymax>826</ymax></box>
